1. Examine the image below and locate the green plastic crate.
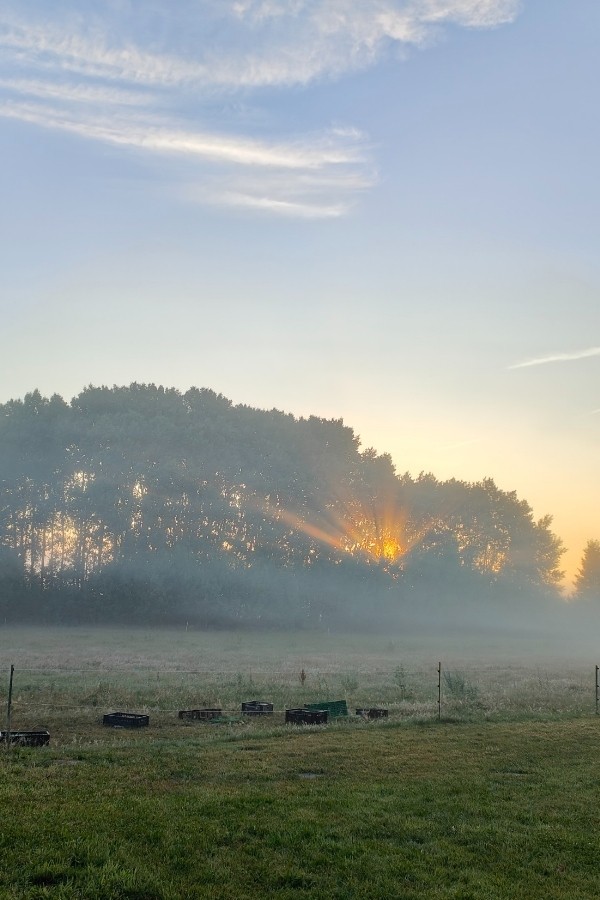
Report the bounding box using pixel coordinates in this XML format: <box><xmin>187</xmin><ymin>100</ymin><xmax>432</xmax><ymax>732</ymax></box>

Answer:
<box><xmin>305</xmin><ymin>700</ymin><xmax>348</xmax><ymax>719</ymax></box>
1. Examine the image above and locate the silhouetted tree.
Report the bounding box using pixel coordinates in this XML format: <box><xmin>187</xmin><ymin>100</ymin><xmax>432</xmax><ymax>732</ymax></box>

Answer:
<box><xmin>574</xmin><ymin>540</ymin><xmax>600</xmax><ymax>600</ymax></box>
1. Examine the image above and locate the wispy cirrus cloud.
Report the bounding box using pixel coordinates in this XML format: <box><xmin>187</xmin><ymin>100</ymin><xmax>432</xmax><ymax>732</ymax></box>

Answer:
<box><xmin>229</xmin><ymin>0</ymin><xmax>521</xmax><ymax>85</ymax></box>
<box><xmin>0</xmin><ymin>19</ymin><xmax>206</xmax><ymax>88</ymax></box>
<box><xmin>0</xmin><ymin>100</ymin><xmax>369</xmax><ymax>170</ymax></box>
<box><xmin>508</xmin><ymin>347</ymin><xmax>600</xmax><ymax>370</ymax></box>
<box><xmin>0</xmin><ymin>0</ymin><xmax>521</xmax><ymax>217</ymax></box>
<box><xmin>0</xmin><ymin>77</ymin><xmax>154</xmax><ymax>107</ymax></box>
<box><xmin>217</xmin><ymin>194</ymin><xmax>349</xmax><ymax>219</ymax></box>
<box><xmin>0</xmin><ymin>1</ymin><xmax>522</xmax><ymax>89</ymax></box>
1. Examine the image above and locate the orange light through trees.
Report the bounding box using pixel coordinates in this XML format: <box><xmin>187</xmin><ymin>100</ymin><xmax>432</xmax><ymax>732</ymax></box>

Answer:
<box><xmin>268</xmin><ymin>497</ymin><xmax>431</xmax><ymax>566</ymax></box>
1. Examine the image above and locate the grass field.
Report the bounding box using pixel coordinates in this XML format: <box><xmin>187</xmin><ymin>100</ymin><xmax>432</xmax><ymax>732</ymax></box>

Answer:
<box><xmin>1</xmin><ymin>627</ymin><xmax>599</xmax><ymax>898</ymax></box>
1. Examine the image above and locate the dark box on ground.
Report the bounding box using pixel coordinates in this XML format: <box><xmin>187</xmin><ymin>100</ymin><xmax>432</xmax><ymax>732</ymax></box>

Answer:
<box><xmin>356</xmin><ymin>708</ymin><xmax>389</xmax><ymax>719</ymax></box>
<box><xmin>178</xmin><ymin>708</ymin><xmax>222</xmax><ymax>721</ymax></box>
<box><xmin>103</xmin><ymin>712</ymin><xmax>149</xmax><ymax>728</ymax></box>
<box><xmin>1</xmin><ymin>730</ymin><xmax>50</xmax><ymax>747</ymax></box>
<box><xmin>241</xmin><ymin>701</ymin><xmax>274</xmax><ymax>716</ymax></box>
<box><xmin>285</xmin><ymin>708</ymin><xmax>328</xmax><ymax>725</ymax></box>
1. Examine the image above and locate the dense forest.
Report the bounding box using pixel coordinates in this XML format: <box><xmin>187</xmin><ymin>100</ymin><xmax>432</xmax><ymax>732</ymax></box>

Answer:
<box><xmin>0</xmin><ymin>384</ymin><xmax>572</xmax><ymax>630</ymax></box>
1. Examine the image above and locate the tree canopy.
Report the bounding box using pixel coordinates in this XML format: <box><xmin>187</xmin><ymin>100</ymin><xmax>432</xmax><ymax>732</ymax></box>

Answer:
<box><xmin>0</xmin><ymin>384</ymin><xmax>566</xmax><ymax>628</ymax></box>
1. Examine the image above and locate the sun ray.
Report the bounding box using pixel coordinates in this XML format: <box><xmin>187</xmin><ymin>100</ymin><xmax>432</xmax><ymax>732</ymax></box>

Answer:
<box><xmin>262</xmin><ymin>491</ymin><xmax>435</xmax><ymax>566</ymax></box>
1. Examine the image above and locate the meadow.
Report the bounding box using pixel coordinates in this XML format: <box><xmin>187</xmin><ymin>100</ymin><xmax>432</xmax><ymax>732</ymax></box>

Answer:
<box><xmin>0</xmin><ymin>626</ymin><xmax>599</xmax><ymax>898</ymax></box>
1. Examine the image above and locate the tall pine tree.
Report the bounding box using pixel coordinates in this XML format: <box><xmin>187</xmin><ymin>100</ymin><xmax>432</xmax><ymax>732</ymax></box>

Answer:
<box><xmin>574</xmin><ymin>540</ymin><xmax>600</xmax><ymax>600</ymax></box>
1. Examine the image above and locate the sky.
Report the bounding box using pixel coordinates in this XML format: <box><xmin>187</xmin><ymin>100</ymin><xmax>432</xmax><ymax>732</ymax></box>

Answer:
<box><xmin>1</xmin><ymin>0</ymin><xmax>599</xmax><ymax>590</ymax></box>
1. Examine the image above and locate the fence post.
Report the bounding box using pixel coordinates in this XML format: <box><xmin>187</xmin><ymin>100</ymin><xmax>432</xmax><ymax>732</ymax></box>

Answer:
<box><xmin>437</xmin><ymin>661</ymin><xmax>441</xmax><ymax>721</ymax></box>
<box><xmin>596</xmin><ymin>665</ymin><xmax>599</xmax><ymax>716</ymax></box>
<box><xmin>5</xmin><ymin>664</ymin><xmax>14</xmax><ymax>751</ymax></box>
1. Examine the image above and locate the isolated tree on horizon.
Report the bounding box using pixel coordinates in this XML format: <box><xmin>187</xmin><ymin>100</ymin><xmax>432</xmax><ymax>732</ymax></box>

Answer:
<box><xmin>573</xmin><ymin>539</ymin><xmax>600</xmax><ymax>600</ymax></box>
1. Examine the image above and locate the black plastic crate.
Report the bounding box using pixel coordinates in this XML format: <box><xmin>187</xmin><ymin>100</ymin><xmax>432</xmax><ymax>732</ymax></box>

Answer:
<box><xmin>103</xmin><ymin>712</ymin><xmax>149</xmax><ymax>728</ymax></box>
<box><xmin>1</xmin><ymin>730</ymin><xmax>50</xmax><ymax>747</ymax></box>
<box><xmin>178</xmin><ymin>708</ymin><xmax>222</xmax><ymax>721</ymax></box>
<box><xmin>356</xmin><ymin>708</ymin><xmax>389</xmax><ymax>719</ymax></box>
<box><xmin>241</xmin><ymin>701</ymin><xmax>274</xmax><ymax>716</ymax></box>
<box><xmin>285</xmin><ymin>708</ymin><xmax>328</xmax><ymax>725</ymax></box>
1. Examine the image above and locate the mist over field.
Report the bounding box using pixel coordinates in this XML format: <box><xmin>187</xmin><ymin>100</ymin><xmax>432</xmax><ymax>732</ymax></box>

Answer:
<box><xmin>1</xmin><ymin>383</ymin><xmax>597</xmax><ymax>638</ymax></box>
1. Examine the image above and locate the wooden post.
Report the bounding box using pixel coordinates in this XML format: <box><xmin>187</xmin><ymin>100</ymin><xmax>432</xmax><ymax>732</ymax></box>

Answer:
<box><xmin>437</xmin><ymin>661</ymin><xmax>441</xmax><ymax>721</ymax></box>
<box><xmin>5</xmin><ymin>665</ymin><xmax>14</xmax><ymax>750</ymax></box>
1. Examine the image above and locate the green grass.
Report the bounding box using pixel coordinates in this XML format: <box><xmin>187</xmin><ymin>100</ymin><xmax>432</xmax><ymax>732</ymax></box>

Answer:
<box><xmin>0</xmin><ymin>626</ymin><xmax>599</xmax><ymax>897</ymax></box>
<box><xmin>1</xmin><ymin>718</ymin><xmax>600</xmax><ymax>898</ymax></box>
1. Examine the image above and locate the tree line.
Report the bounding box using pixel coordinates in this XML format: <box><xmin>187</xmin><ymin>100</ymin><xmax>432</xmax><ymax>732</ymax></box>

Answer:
<box><xmin>0</xmin><ymin>383</ymin><xmax>594</xmax><ymax>630</ymax></box>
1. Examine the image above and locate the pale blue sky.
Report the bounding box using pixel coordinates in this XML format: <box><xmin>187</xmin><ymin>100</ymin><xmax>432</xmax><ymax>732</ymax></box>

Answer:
<box><xmin>1</xmin><ymin>1</ymin><xmax>599</xmax><ymax>586</ymax></box>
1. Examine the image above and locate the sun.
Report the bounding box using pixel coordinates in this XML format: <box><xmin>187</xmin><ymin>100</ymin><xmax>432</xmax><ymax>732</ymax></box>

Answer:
<box><xmin>379</xmin><ymin>536</ymin><xmax>404</xmax><ymax>562</ymax></box>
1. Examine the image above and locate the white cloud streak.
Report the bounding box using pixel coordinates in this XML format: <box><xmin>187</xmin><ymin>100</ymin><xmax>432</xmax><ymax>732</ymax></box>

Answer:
<box><xmin>0</xmin><ymin>2</ymin><xmax>522</xmax><ymax>89</ymax></box>
<box><xmin>0</xmin><ymin>99</ymin><xmax>368</xmax><ymax>170</ymax></box>
<box><xmin>217</xmin><ymin>193</ymin><xmax>349</xmax><ymax>218</ymax></box>
<box><xmin>0</xmin><ymin>20</ymin><xmax>205</xmax><ymax>88</ymax></box>
<box><xmin>0</xmin><ymin>77</ymin><xmax>153</xmax><ymax>107</ymax></box>
<box><xmin>0</xmin><ymin>1</ymin><xmax>521</xmax><ymax>217</ymax></box>
<box><xmin>509</xmin><ymin>347</ymin><xmax>600</xmax><ymax>370</ymax></box>
<box><xmin>188</xmin><ymin>165</ymin><xmax>375</xmax><ymax>217</ymax></box>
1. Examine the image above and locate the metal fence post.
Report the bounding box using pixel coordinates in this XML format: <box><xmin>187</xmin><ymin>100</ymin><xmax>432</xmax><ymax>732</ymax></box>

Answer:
<box><xmin>5</xmin><ymin>664</ymin><xmax>14</xmax><ymax>751</ymax></box>
<box><xmin>596</xmin><ymin>665</ymin><xmax>599</xmax><ymax>716</ymax></box>
<box><xmin>438</xmin><ymin>661</ymin><xmax>441</xmax><ymax>720</ymax></box>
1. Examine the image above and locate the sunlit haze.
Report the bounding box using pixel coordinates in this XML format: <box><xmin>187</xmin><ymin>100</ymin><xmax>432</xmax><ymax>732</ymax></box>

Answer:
<box><xmin>1</xmin><ymin>1</ymin><xmax>599</xmax><ymax>590</ymax></box>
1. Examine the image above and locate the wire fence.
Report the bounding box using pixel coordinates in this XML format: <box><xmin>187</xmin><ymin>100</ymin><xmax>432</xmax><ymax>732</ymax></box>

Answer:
<box><xmin>2</xmin><ymin>661</ymin><xmax>599</xmax><ymax>738</ymax></box>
